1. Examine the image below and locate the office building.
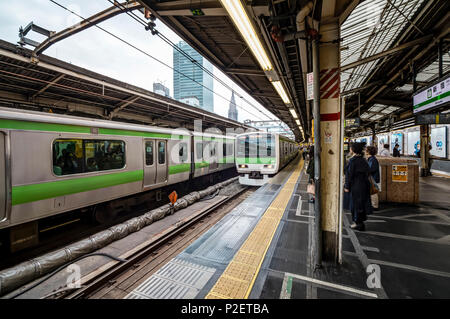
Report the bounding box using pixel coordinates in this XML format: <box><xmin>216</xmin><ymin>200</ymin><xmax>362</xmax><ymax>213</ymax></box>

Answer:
<box><xmin>173</xmin><ymin>41</ymin><xmax>214</xmax><ymax>112</ymax></box>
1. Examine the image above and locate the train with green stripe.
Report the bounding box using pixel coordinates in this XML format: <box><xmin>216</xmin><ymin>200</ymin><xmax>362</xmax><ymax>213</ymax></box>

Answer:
<box><xmin>0</xmin><ymin>107</ymin><xmax>236</xmax><ymax>252</ymax></box>
<box><xmin>235</xmin><ymin>132</ymin><xmax>299</xmax><ymax>186</ymax></box>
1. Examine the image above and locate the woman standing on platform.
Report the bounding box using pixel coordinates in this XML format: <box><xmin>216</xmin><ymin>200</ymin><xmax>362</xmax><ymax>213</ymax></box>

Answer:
<box><xmin>367</xmin><ymin>146</ymin><xmax>380</xmax><ymax>210</ymax></box>
<box><xmin>344</xmin><ymin>143</ymin><xmax>372</xmax><ymax>231</ymax></box>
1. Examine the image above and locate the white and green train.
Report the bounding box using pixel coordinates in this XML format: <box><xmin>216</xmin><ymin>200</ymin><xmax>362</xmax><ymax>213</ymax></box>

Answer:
<box><xmin>0</xmin><ymin>107</ymin><xmax>236</xmax><ymax>251</ymax></box>
<box><xmin>235</xmin><ymin>132</ymin><xmax>299</xmax><ymax>186</ymax></box>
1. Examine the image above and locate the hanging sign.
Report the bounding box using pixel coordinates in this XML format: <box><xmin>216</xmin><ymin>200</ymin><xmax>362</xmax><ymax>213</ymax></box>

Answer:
<box><xmin>307</xmin><ymin>72</ymin><xmax>314</xmax><ymax>100</ymax></box>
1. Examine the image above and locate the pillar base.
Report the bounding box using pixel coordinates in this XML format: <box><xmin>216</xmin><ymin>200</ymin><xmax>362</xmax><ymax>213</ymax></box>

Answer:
<box><xmin>322</xmin><ymin>230</ymin><xmax>338</xmax><ymax>263</ymax></box>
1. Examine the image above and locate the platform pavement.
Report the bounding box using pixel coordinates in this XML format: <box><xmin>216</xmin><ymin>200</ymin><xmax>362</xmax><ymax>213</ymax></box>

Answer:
<box><xmin>124</xmin><ymin>155</ymin><xmax>450</xmax><ymax>299</ymax></box>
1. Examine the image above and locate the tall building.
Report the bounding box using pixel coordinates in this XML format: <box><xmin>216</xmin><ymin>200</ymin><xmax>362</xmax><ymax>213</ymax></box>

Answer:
<box><xmin>153</xmin><ymin>82</ymin><xmax>170</xmax><ymax>98</ymax></box>
<box><xmin>228</xmin><ymin>91</ymin><xmax>238</xmax><ymax>121</ymax></box>
<box><xmin>173</xmin><ymin>41</ymin><xmax>214</xmax><ymax>112</ymax></box>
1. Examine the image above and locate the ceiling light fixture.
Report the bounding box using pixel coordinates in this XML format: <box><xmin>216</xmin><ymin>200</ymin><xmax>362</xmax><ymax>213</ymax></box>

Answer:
<box><xmin>219</xmin><ymin>0</ymin><xmax>273</xmax><ymax>71</ymax></box>
<box><xmin>271</xmin><ymin>81</ymin><xmax>291</xmax><ymax>104</ymax></box>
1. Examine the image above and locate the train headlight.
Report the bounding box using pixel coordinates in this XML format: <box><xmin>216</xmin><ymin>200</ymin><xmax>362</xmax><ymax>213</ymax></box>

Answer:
<box><xmin>239</xmin><ymin>164</ymin><xmax>248</xmax><ymax>168</ymax></box>
<box><xmin>264</xmin><ymin>164</ymin><xmax>274</xmax><ymax>169</ymax></box>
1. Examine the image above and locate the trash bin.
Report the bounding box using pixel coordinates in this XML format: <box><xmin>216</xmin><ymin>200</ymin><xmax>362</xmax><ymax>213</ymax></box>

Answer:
<box><xmin>377</xmin><ymin>157</ymin><xmax>419</xmax><ymax>204</ymax></box>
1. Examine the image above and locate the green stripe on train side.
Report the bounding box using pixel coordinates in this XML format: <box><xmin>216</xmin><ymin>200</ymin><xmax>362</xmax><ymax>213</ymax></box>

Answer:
<box><xmin>0</xmin><ymin>119</ymin><xmax>90</xmax><ymax>134</ymax></box>
<box><xmin>195</xmin><ymin>162</ymin><xmax>210</xmax><ymax>169</ymax></box>
<box><xmin>219</xmin><ymin>156</ymin><xmax>235</xmax><ymax>164</ymax></box>
<box><xmin>99</xmin><ymin>128</ymin><xmax>185</xmax><ymax>139</ymax></box>
<box><xmin>236</xmin><ymin>157</ymin><xmax>276</xmax><ymax>164</ymax></box>
<box><xmin>0</xmin><ymin>119</ymin><xmax>190</xmax><ymax>140</ymax></box>
<box><xmin>12</xmin><ymin>169</ymin><xmax>144</xmax><ymax>206</ymax></box>
<box><xmin>168</xmin><ymin>163</ymin><xmax>191</xmax><ymax>175</ymax></box>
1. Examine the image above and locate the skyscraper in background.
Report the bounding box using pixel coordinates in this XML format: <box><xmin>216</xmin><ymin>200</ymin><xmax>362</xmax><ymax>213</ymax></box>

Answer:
<box><xmin>228</xmin><ymin>91</ymin><xmax>238</xmax><ymax>121</ymax></box>
<box><xmin>173</xmin><ymin>41</ymin><xmax>214</xmax><ymax>113</ymax></box>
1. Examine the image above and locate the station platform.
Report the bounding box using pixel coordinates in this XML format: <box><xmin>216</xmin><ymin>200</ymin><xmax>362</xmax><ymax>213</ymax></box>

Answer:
<box><xmin>123</xmin><ymin>155</ymin><xmax>450</xmax><ymax>299</ymax></box>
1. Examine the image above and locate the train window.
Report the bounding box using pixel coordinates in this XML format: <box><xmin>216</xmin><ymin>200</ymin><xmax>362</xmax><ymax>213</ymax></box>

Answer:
<box><xmin>223</xmin><ymin>142</ymin><xmax>227</xmax><ymax>157</ymax></box>
<box><xmin>53</xmin><ymin>139</ymin><xmax>125</xmax><ymax>176</ymax></box>
<box><xmin>179</xmin><ymin>142</ymin><xmax>188</xmax><ymax>162</ymax></box>
<box><xmin>145</xmin><ymin>141</ymin><xmax>154</xmax><ymax>166</ymax></box>
<box><xmin>227</xmin><ymin>143</ymin><xmax>233</xmax><ymax>156</ymax></box>
<box><xmin>237</xmin><ymin>137</ymin><xmax>246</xmax><ymax>157</ymax></box>
<box><xmin>210</xmin><ymin>142</ymin><xmax>216</xmax><ymax>157</ymax></box>
<box><xmin>158</xmin><ymin>141</ymin><xmax>166</xmax><ymax>164</ymax></box>
<box><xmin>53</xmin><ymin>139</ymin><xmax>83</xmax><ymax>176</ymax></box>
<box><xmin>85</xmin><ymin>140</ymin><xmax>125</xmax><ymax>172</ymax></box>
<box><xmin>267</xmin><ymin>135</ymin><xmax>272</xmax><ymax>157</ymax></box>
<box><xmin>196</xmin><ymin>142</ymin><xmax>203</xmax><ymax>159</ymax></box>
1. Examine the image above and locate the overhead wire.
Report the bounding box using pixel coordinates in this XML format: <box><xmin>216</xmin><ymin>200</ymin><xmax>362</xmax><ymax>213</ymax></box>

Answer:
<box><xmin>47</xmin><ymin>0</ymin><xmax>267</xmax><ymax>121</ymax></box>
<box><xmin>105</xmin><ymin>0</ymin><xmax>278</xmax><ymax>122</ymax></box>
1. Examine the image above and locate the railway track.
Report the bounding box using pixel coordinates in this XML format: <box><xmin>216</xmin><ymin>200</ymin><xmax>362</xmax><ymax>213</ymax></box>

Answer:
<box><xmin>0</xmin><ymin>172</ymin><xmax>237</xmax><ymax>270</ymax></box>
<box><xmin>53</xmin><ymin>186</ymin><xmax>254</xmax><ymax>299</ymax></box>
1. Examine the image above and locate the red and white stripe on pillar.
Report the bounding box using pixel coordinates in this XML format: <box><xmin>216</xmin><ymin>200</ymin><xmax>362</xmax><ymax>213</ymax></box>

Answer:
<box><xmin>319</xmin><ymin>68</ymin><xmax>340</xmax><ymax>99</ymax></box>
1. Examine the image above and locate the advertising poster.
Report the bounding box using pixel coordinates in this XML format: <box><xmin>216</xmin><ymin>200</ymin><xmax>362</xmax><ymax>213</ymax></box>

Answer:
<box><xmin>430</xmin><ymin>127</ymin><xmax>447</xmax><ymax>158</ymax></box>
<box><xmin>391</xmin><ymin>132</ymin><xmax>403</xmax><ymax>153</ymax></box>
<box><xmin>377</xmin><ymin>134</ymin><xmax>389</xmax><ymax>154</ymax></box>
<box><xmin>407</xmin><ymin>131</ymin><xmax>420</xmax><ymax>156</ymax></box>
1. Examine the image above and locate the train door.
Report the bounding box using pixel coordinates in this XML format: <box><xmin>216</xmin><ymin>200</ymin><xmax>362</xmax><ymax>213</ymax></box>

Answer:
<box><xmin>143</xmin><ymin>139</ymin><xmax>156</xmax><ymax>188</ymax></box>
<box><xmin>0</xmin><ymin>133</ymin><xmax>5</xmax><ymax>222</ymax></box>
<box><xmin>156</xmin><ymin>140</ymin><xmax>168</xmax><ymax>184</ymax></box>
<box><xmin>209</xmin><ymin>141</ymin><xmax>218</xmax><ymax>170</ymax></box>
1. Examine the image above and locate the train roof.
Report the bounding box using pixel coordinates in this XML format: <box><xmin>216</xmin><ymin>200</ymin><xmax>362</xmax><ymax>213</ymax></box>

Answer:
<box><xmin>0</xmin><ymin>107</ymin><xmax>236</xmax><ymax>139</ymax></box>
<box><xmin>235</xmin><ymin>131</ymin><xmax>297</xmax><ymax>143</ymax></box>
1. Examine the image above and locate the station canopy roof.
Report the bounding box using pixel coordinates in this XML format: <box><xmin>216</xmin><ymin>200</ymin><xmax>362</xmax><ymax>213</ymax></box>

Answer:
<box><xmin>341</xmin><ymin>0</ymin><xmax>450</xmax><ymax>130</ymax></box>
<box><xmin>0</xmin><ymin>39</ymin><xmax>250</xmax><ymax>133</ymax></box>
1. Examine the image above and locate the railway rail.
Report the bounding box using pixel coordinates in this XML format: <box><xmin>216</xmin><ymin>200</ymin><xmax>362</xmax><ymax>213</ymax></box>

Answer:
<box><xmin>45</xmin><ymin>186</ymin><xmax>253</xmax><ymax>299</ymax></box>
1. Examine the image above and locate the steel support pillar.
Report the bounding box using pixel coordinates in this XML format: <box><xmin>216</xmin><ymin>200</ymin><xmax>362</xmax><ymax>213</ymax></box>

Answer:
<box><xmin>420</xmin><ymin>124</ymin><xmax>431</xmax><ymax>176</ymax></box>
<box><xmin>312</xmin><ymin>37</ymin><xmax>322</xmax><ymax>268</ymax></box>
<box><xmin>318</xmin><ymin>20</ymin><xmax>342</xmax><ymax>263</ymax></box>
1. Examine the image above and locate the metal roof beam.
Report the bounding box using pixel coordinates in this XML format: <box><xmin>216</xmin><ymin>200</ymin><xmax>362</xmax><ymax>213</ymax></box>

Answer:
<box><xmin>371</xmin><ymin>98</ymin><xmax>411</xmax><ymax>108</ymax></box>
<box><xmin>34</xmin><ymin>1</ymin><xmax>142</xmax><ymax>56</ymax></box>
<box><xmin>31</xmin><ymin>73</ymin><xmax>65</xmax><ymax>99</ymax></box>
<box><xmin>109</xmin><ymin>96</ymin><xmax>140</xmax><ymax>119</ymax></box>
<box><xmin>339</xmin><ymin>0</ymin><xmax>364</xmax><ymax>25</ymax></box>
<box><xmin>224</xmin><ymin>68</ymin><xmax>265</xmax><ymax>76</ymax></box>
<box><xmin>341</xmin><ymin>34</ymin><xmax>434</xmax><ymax>71</ymax></box>
<box><xmin>366</xmin><ymin>25</ymin><xmax>450</xmax><ymax>104</ymax></box>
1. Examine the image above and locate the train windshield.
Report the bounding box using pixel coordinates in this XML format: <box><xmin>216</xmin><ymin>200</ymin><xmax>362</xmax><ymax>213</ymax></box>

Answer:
<box><xmin>237</xmin><ymin>134</ymin><xmax>275</xmax><ymax>158</ymax></box>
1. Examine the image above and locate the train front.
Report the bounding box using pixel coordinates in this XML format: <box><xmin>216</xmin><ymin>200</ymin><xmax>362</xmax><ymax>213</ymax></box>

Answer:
<box><xmin>235</xmin><ymin>133</ymin><xmax>278</xmax><ymax>186</ymax></box>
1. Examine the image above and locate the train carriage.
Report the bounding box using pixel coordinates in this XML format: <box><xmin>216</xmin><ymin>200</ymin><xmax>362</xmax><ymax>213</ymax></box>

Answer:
<box><xmin>235</xmin><ymin>132</ymin><xmax>298</xmax><ymax>186</ymax></box>
<box><xmin>0</xmin><ymin>107</ymin><xmax>235</xmax><ymax>251</ymax></box>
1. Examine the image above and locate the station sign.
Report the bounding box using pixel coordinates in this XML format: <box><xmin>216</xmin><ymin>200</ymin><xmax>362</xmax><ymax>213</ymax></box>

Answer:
<box><xmin>307</xmin><ymin>72</ymin><xmax>314</xmax><ymax>100</ymax></box>
<box><xmin>392</xmin><ymin>165</ymin><xmax>408</xmax><ymax>183</ymax></box>
<box><xmin>415</xmin><ymin>113</ymin><xmax>450</xmax><ymax>125</ymax></box>
<box><xmin>345</xmin><ymin>118</ymin><xmax>360</xmax><ymax>128</ymax></box>
<box><xmin>413</xmin><ymin>74</ymin><xmax>450</xmax><ymax>113</ymax></box>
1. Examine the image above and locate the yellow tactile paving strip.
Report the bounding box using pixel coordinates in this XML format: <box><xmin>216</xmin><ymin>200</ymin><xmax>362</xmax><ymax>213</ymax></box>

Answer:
<box><xmin>205</xmin><ymin>159</ymin><xmax>304</xmax><ymax>299</ymax></box>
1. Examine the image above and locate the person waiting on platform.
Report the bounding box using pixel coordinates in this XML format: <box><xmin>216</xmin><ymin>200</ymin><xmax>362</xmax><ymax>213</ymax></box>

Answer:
<box><xmin>393</xmin><ymin>143</ymin><xmax>401</xmax><ymax>157</ymax></box>
<box><xmin>344</xmin><ymin>142</ymin><xmax>372</xmax><ymax>231</ymax></box>
<box><xmin>306</xmin><ymin>145</ymin><xmax>315</xmax><ymax>203</ymax></box>
<box><xmin>367</xmin><ymin>146</ymin><xmax>380</xmax><ymax>211</ymax></box>
<box><xmin>380</xmin><ymin>144</ymin><xmax>390</xmax><ymax>157</ymax></box>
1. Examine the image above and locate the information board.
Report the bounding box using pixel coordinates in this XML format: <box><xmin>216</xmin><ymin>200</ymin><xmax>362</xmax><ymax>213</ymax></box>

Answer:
<box><xmin>413</xmin><ymin>75</ymin><xmax>450</xmax><ymax>113</ymax></box>
<box><xmin>392</xmin><ymin>165</ymin><xmax>408</xmax><ymax>182</ymax></box>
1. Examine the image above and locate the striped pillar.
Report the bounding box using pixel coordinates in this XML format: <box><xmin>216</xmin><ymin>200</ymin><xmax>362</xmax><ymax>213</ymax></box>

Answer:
<box><xmin>319</xmin><ymin>20</ymin><xmax>342</xmax><ymax>262</ymax></box>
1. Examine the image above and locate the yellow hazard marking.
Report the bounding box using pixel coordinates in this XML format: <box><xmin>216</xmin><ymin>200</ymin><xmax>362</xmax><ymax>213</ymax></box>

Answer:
<box><xmin>205</xmin><ymin>159</ymin><xmax>304</xmax><ymax>299</ymax></box>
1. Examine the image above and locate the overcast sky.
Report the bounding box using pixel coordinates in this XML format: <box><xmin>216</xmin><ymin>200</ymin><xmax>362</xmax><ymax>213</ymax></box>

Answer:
<box><xmin>0</xmin><ymin>0</ymin><xmax>279</xmax><ymax>124</ymax></box>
